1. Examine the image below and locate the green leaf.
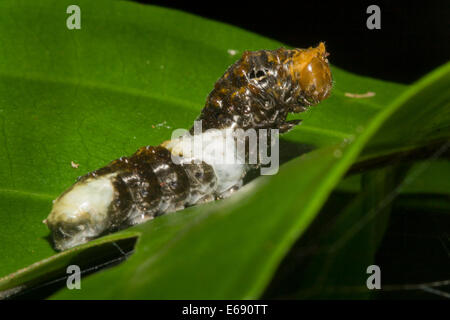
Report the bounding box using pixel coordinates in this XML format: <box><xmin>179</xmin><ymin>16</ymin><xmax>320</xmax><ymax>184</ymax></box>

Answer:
<box><xmin>51</xmin><ymin>62</ymin><xmax>449</xmax><ymax>299</ymax></box>
<box><xmin>0</xmin><ymin>0</ymin><xmax>448</xmax><ymax>299</ymax></box>
<box><xmin>53</xmin><ymin>61</ymin><xmax>449</xmax><ymax>299</ymax></box>
<box><xmin>337</xmin><ymin>160</ymin><xmax>450</xmax><ymax>195</ymax></box>
<box><xmin>0</xmin><ymin>0</ymin><xmax>402</xmax><ymax>284</ymax></box>
<box><xmin>0</xmin><ymin>0</ymin><xmax>282</xmax><ymax>280</ymax></box>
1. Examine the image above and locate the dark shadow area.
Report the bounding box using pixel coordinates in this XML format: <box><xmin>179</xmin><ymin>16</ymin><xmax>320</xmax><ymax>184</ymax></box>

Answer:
<box><xmin>278</xmin><ymin>139</ymin><xmax>316</xmax><ymax>165</ymax></box>
<box><xmin>263</xmin><ymin>191</ymin><xmax>450</xmax><ymax>299</ymax></box>
<box><xmin>262</xmin><ymin>192</ymin><xmax>356</xmax><ymax>299</ymax></box>
<box><xmin>349</xmin><ymin>139</ymin><xmax>450</xmax><ymax>175</ymax></box>
<box><xmin>140</xmin><ymin>0</ymin><xmax>450</xmax><ymax>84</ymax></box>
<box><xmin>374</xmin><ymin>200</ymin><xmax>450</xmax><ymax>299</ymax></box>
<box><xmin>4</xmin><ymin>237</ymin><xmax>138</xmax><ymax>300</ymax></box>
<box><xmin>243</xmin><ymin>138</ymin><xmax>315</xmax><ymax>184</ymax></box>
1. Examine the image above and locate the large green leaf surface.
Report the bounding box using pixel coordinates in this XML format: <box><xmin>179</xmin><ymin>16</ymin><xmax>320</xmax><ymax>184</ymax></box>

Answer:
<box><xmin>51</xmin><ymin>61</ymin><xmax>449</xmax><ymax>299</ymax></box>
<box><xmin>0</xmin><ymin>0</ymin><xmax>448</xmax><ymax>298</ymax></box>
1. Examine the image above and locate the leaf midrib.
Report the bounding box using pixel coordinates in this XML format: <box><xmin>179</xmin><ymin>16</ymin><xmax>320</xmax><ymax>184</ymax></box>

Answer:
<box><xmin>0</xmin><ymin>72</ymin><xmax>201</xmax><ymax>112</ymax></box>
<box><xmin>0</xmin><ymin>188</ymin><xmax>55</xmax><ymax>200</ymax></box>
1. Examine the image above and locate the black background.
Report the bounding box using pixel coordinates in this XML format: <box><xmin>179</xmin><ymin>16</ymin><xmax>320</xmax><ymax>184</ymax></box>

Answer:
<box><xmin>140</xmin><ymin>0</ymin><xmax>449</xmax><ymax>84</ymax></box>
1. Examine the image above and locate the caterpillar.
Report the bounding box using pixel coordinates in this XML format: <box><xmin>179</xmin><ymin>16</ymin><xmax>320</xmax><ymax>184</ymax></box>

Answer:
<box><xmin>44</xmin><ymin>42</ymin><xmax>333</xmax><ymax>251</ymax></box>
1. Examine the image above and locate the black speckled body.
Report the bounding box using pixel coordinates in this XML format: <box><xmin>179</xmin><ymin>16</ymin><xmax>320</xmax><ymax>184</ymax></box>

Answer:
<box><xmin>194</xmin><ymin>44</ymin><xmax>332</xmax><ymax>133</ymax></box>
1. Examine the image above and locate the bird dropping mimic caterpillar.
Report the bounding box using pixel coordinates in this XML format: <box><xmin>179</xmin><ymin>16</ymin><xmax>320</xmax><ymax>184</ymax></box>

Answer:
<box><xmin>44</xmin><ymin>43</ymin><xmax>333</xmax><ymax>251</ymax></box>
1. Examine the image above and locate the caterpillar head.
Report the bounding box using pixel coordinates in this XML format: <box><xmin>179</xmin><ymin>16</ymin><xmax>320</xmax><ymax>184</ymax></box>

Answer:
<box><xmin>244</xmin><ymin>42</ymin><xmax>332</xmax><ymax>109</ymax></box>
<box><xmin>284</xmin><ymin>42</ymin><xmax>333</xmax><ymax>106</ymax></box>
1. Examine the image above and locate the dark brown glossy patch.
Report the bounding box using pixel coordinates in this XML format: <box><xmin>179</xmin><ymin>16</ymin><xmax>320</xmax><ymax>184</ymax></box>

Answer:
<box><xmin>77</xmin><ymin>145</ymin><xmax>217</xmax><ymax>226</ymax></box>
<box><xmin>192</xmin><ymin>43</ymin><xmax>332</xmax><ymax>133</ymax></box>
